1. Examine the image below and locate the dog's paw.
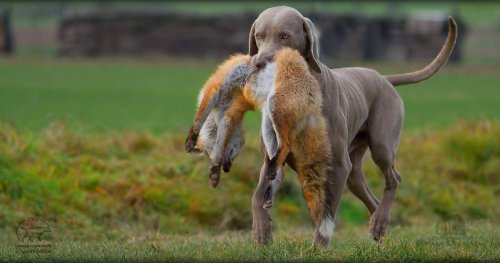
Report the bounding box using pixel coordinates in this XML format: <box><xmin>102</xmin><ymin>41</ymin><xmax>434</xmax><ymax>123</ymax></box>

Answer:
<box><xmin>253</xmin><ymin>212</ymin><xmax>273</xmax><ymax>245</ymax></box>
<box><xmin>369</xmin><ymin>209</ymin><xmax>390</xmax><ymax>242</ymax></box>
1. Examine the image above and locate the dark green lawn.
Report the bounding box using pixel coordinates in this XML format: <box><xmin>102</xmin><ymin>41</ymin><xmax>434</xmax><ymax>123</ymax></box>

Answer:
<box><xmin>0</xmin><ymin>58</ymin><xmax>498</xmax><ymax>134</ymax></box>
<box><xmin>1</xmin><ymin>222</ymin><xmax>498</xmax><ymax>262</ymax></box>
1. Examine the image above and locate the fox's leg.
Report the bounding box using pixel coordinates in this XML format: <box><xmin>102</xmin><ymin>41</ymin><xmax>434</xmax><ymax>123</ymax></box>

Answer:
<box><xmin>222</xmin><ymin>122</ymin><xmax>244</xmax><ymax>173</ymax></box>
<box><xmin>208</xmin><ymin>97</ymin><xmax>248</xmax><ymax>187</ymax></box>
<box><xmin>296</xmin><ymin>165</ymin><xmax>334</xmax><ymax>248</ymax></box>
<box><xmin>185</xmin><ymin>91</ymin><xmax>221</xmax><ymax>152</ymax></box>
<box><xmin>259</xmin><ymin>116</ymin><xmax>284</xmax><ymax>208</ymax></box>
<box><xmin>264</xmin><ymin>106</ymin><xmax>292</xmax><ymax>180</ymax></box>
<box><xmin>208</xmin><ymin>115</ymin><xmax>232</xmax><ymax>188</ymax></box>
<box><xmin>196</xmin><ymin>114</ymin><xmax>217</xmax><ymax>155</ymax></box>
<box><xmin>260</xmin><ymin>108</ymin><xmax>284</xmax><ymax>181</ymax></box>
<box><xmin>263</xmin><ymin>167</ymin><xmax>284</xmax><ymax>209</ymax></box>
<box><xmin>186</xmin><ymin>57</ymin><xmax>252</xmax><ymax>152</ymax></box>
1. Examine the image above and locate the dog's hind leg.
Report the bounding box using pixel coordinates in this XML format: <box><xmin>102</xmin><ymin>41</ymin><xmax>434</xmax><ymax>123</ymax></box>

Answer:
<box><xmin>347</xmin><ymin>135</ymin><xmax>379</xmax><ymax>215</ymax></box>
<box><xmin>367</xmin><ymin>95</ymin><xmax>403</xmax><ymax>242</ymax></box>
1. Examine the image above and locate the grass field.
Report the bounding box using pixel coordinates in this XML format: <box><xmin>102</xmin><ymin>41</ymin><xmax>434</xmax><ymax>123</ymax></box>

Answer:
<box><xmin>0</xmin><ymin>118</ymin><xmax>498</xmax><ymax>261</ymax></box>
<box><xmin>1</xmin><ymin>222</ymin><xmax>498</xmax><ymax>262</ymax></box>
<box><xmin>0</xmin><ymin>57</ymin><xmax>499</xmax><ymax>261</ymax></box>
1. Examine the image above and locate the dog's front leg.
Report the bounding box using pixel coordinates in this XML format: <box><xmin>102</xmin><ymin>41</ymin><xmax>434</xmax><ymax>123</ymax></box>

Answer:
<box><xmin>252</xmin><ymin>161</ymin><xmax>274</xmax><ymax>245</ymax></box>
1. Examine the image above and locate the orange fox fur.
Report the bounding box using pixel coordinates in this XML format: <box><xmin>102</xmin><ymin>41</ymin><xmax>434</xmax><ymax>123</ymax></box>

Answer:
<box><xmin>185</xmin><ymin>49</ymin><xmax>333</xmax><ymax>234</ymax></box>
<box><xmin>185</xmin><ymin>53</ymin><xmax>264</xmax><ymax>188</ymax></box>
<box><xmin>185</xmin><ymin>53</ymin><xmax>253</xmax><ymax>152</ymax></box>
<box><xmin>261</xmin><ymin>48</ymin><xmax>333</xmax><ymax>229</ymax></box>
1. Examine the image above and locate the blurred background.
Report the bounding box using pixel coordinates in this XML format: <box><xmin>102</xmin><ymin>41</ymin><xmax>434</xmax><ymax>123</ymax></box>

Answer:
<box><xmin>0</xmin><ymin>1</ymin><xmax>498</xmax><ymax>241</ymax></box>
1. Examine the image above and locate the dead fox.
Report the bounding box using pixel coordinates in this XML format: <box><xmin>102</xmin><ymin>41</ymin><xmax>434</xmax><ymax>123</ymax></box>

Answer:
<box><xmin>185</xmin><ymin>54</ymin><xmax>285</xmax><ymax>207</ymax></box>
<box><xmin>186</xmin><ymin>48</ymin><xmax>334</xmax><ymax>236</ymax></box>
<box><xmin>184</xmin><ymin>54</ymin><xmax>257</xmax><ymax>188</ymax></box>
<box><xmin>257</xmin><ymin>48</ymin><xmax>334</xmax><ymax>239</ymax></box>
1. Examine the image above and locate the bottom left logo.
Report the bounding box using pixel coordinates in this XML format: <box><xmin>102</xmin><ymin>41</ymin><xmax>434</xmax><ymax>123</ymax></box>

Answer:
<box><xmin>15</xmin><ymin>217</ymin><xmax>53</xmax><ymax>253</ymax></box>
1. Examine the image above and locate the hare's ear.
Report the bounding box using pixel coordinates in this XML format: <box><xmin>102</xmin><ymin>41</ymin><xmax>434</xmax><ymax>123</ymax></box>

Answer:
<box><xmin>303</xmin><ymin>17</ymin><xmax>321</xmax><ymax>73</ymax></box>
<box><xmin>248</xmin><ymin>21</ymin><xmax>258</xmax><ymax>56</ymax></box>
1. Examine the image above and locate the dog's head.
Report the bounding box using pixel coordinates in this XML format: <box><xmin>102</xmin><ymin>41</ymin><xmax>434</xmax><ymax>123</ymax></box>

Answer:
<box><xmin>248</xmin><ymin>6</ymin><xmax>321</xmax><ymax>73</ymax></box>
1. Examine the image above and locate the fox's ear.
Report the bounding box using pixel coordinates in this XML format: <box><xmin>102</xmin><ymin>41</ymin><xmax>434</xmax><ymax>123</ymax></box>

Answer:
<box><xmin>303</xmin><ymin>17</ymin><xmax>321</xmax><ymax>73</ymax></box>
<box><xmin>248</xmin><ymin>21</ymin><xmax>258</xmax><ymax>56</ymax></box>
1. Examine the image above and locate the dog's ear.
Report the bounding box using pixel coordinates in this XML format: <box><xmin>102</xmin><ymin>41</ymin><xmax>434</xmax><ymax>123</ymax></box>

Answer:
<box><xmin>248</xmin><ymin>21</ymin><xmax>258</xmax><ymax>56</ymax></box>
<box><xmin>303</xmin><ymin>17</ymin><xmax>321</xmax><ymax>73</ymax></box>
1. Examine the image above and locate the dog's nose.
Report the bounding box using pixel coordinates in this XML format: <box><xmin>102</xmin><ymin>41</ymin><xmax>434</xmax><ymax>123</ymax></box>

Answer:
<box><xmin>255</xmin><ymin>60</ymin><xmax>268</xmax><ymax>69</ymax></box>
<box><xmin>252</xmin><ymin>54</ymin><xmax>272</xmax><ymax>69</ymax></box>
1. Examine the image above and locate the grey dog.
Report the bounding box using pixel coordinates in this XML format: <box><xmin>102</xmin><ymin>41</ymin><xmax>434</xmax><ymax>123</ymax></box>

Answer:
<box><xmin>247</xmin><ymin>6</ymin><xmax>457</xmax><ymax>247</ymax></box>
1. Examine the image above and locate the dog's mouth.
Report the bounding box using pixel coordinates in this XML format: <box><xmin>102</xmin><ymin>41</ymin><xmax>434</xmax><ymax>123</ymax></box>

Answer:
<box><xmin>251</xmin><ymin>54</ymin><xmax>274</xmax><ymax>71</ymax></box>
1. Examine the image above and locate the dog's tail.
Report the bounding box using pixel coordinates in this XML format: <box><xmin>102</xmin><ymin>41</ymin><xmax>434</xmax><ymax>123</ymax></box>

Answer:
<box><xmin>385</xmin><ymin>16</ymin><xmax>458</xmax><ymax>87</ymax></box>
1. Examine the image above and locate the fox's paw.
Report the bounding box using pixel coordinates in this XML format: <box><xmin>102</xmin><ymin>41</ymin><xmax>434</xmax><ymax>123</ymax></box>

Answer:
<box><xmin>185</xmin><ymin>138</ymin><xmax>197</xmax><ymax>153</ymax></box>
<box><xmin>184</xmin><ymin>131</ymin><xmax>200</xmax><ymax>153</ymax></box>
<box><xmin>264</xmin><ymin>164</ymin><xmax>278</xmax><ymax>180</ymax></box>
<box><xmin>222</xmin><ymin>161</ymin><xmax>232</xmax><ymax>173</ymax></box>
<box><xmin>263</xmin><ymin>185</ymin><xmax>273</xmax><ymax>209</ymax></box>
<box><xmin>265</xmin><ymin>170</ymin><xmax>277</xmax><ymax>180</ymax></box>
<box><xmin>209</xmin><ymin>165</ymin><xmax>221</xmax><ymax>188</ymax></box>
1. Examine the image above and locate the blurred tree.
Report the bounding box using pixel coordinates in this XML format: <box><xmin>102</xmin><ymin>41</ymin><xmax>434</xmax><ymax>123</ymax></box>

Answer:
<box><xmin>0</xmin><ymin>8</ymin><xmax>14</xmax><ymax>55</ymax></box>
<box><xmin>446</xmin><ymin>6</ymin><xmax>467</xmax><ymax>63</ymax></box>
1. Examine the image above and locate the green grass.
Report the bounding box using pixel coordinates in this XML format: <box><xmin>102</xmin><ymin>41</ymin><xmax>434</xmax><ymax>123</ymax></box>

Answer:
<box><xmin>0</xmin><ymin>58</ymin><xmax>498</xmax><ymax>261</ymax></box>
<box><xmin>1</xmin><ymin>222</ymin><xmax>498</xmax><ymax>262</ymax></box>
<box><xmin>0</xmin><ymin>119</ymin><xmax>498</xmax><ymax>261</ymax></box>
<box><xmin>0</xmin><ymin>58</ymin><xmax>213</xmax><ymax>133</ymax></box>
<box><xmin>0</xmin><ymin>58</ymin><xmax>498</xmax><ymax>134</ymax></box>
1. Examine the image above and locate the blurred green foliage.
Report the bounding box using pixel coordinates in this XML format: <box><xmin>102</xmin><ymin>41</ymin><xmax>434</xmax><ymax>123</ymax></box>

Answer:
<box><xmin>0</xmin><ymin>120</ymin><xmax>498</xmax><ymax>240</ymax></box>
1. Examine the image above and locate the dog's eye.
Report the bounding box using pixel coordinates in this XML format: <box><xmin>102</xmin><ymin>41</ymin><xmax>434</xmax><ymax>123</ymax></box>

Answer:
<box><xmin>255</xmin><ymin>34</ymin><xmax>264</xmax><ymax>40</ymax></box>
<box><xmin>280</xmin><ymin>33</ymin><xmax>289</xmax><ymax>40</ymax></box>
